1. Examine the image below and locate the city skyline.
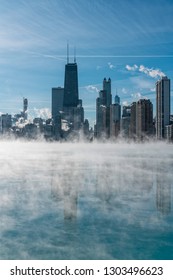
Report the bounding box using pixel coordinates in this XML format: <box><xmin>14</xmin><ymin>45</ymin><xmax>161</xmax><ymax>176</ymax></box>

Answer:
<box><xmin>0</xmin><ymin>0</ymin><xmax>173</xmax><ymax>125</ymax></box>
<box><xmin>1</xmin><ymin>0</ymin><xmax>173</xmax><ymax>265</ymax></box>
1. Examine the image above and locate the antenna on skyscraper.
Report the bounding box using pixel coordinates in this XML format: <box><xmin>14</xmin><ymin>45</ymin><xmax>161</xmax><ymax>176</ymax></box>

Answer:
<box><xmin>74</xmin><ymin>46</ymin><xmax>76</xmax><ymax>63</ymax></box>
<box><xmin>67</xmin><ymin>41</ymin><xmax>69</xmax><ymax>64</ymax></box>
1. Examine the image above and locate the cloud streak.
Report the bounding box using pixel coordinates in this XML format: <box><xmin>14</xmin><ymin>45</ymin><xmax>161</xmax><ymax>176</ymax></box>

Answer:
<box><xmin>0</xmin><ymin>0</ymin><xmax>173</xmax><ymax>54</ymax></box>
<box><xmin>126</xmin><ymin>64</ymin><xmax>165</xmax><ymax>79</ymax></box>
<box><xmin>139</xmin><ymin>65</ymin><xmax>165</xmax><ymax>78</ymax></box>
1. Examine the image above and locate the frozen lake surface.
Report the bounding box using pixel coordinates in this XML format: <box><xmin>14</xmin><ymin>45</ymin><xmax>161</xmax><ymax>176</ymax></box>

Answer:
<box><xmin>0</xmin><ymin>141</ymin><xmax>173</xmax><ymax>259</ymax></box>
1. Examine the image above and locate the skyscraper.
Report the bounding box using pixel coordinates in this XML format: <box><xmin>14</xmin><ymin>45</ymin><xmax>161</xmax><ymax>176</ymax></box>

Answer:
<box><xmin>121</xmin><ymin>105</ymin><xmax>131</xmax><ymax>138</ymax></box>
<box><xmin>95</xmin><ymin>78</ymin><xmax>112</xmax><ymax>138</ymax></box>
<box><xmin>129</xmin><ymin>102</ymin><xmax>136</xmax><ymax>139</ymax></box>
<box><xmin>129</xmin><ymin>99</ymin><xmax>153</xmax><ymax>140</ymax></box>
<box><xmin>0</xmin><ymin>114</ymin><xmax>12</xmax><ymax>134</ymax></box>
<box><xmin>96</xmin><ymin>96</ymin><xmax>107</xmax><ymax>138</ymax></box>
<box><xmin>51</xmin><ymin>87</ymin><xmax>64</xmax><ymax>120</ymax></box>
<box><xmin>114</xmin><ymin>94</ymin><xmax>120</xmax><ymax>105</ymax></box>
<box><xmin>63</xmin><ymin>62</ymin><xmax>79</xmax><ymax>107</ymax></box>
<box><xmin>156</xmin><ymin>76</ymin><xmax>170</xmax><ymax>139</ymax></box>
<box><xmin>23</xmin><ymin>98</ymin><xmax>28</xmax><ymax>120</ymax></box>
<box><xmin>110</xmin><ymin>94</ymin><xmax>121</xmax><ymax>138</ymax></box>
<box><xmin>50</xmin><ymin>46</ymin><xmax>85</xmax><ymax>139</ymax></box>
<box><xmin>136</xmin><ymin>99</ymin><xmax>153</xmax><ymax>140</ymax></box>
<box><xmin>165</xmin><ymin>124</ymin><xmax>173</xmax><ymax>141</ymax></box>
<box><xmin>103</xmin><ymin>77</ymin><xmax>112</xmax><ymax>106</ymax></box>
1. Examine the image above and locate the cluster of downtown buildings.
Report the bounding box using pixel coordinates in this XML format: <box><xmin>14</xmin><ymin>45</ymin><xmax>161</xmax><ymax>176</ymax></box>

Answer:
<box><xmin>0</xmin><ymin>57</ymin><xmax>172</xmax><ymax>141</ymax></box>
<box><xmin>95</xmin><ymin>75</ymin><xmax>172</xmax><ymax>141</ymax></box>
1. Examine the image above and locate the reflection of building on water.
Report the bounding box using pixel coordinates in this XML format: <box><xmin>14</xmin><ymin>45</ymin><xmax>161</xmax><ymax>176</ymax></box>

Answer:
<box><xmin>51</xmin><ymin>166</ymin><xmax>78</xmax><ymax>221</ymax></box>
<box><xmin>91</xmin><ymin>158</ymin><xmax>154</xmax><ymax>205</ymax></box>
<box><xmin>63</xmin><ymin>188</ymin><xmax>78</xmax><ymax>220</ymax></box>
<box><xmin>156</xmin><ymin>171</ymin><xmax>171</xmax><ymax>215</ymax></box>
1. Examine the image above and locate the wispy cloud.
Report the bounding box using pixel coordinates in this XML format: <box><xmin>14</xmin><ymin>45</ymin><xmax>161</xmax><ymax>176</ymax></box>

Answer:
<box><xmin>122</xmin><ymin>101</ymin><xmax>129</xmax><ymax>106</ymax></box>
<box><xmin>1</xmin><ymin>0</ymin><xmax>172</xmax><ymax>54</ymax></box>
<box><xmin>131</xmin><ymin>92</ymin><xmax>148</xmax><ymax>100</ymax></box>
<box><xmin>108</xmin><ymin>62</ymin><xmax>115</xmax><ymax>69</ymax></box>
<box><xmin>32</xmin><ymin>108</ymin><xmax>51</xmax><ymax>120</ymax></box>
<box><xmin>126</xmin><ymin>64</ymin><xmax>138</xmax><ymax>71</ymax></box>
<box><xmin>85</xmin><ymin>85</ymin><xmax>99</xmax><ymax>93</ymax></box>
<box><xmin>139</xmin><ymin>65</ymin><xmax>165</xmax><ymax>78</ymax></box>
<box><xmin>126</xmin><ymin>64</ymin><xmax>165</xmax><ymax>79</ymax></box>
<box><xmin>26</xmin><ymin>51</ymin><xmax>66</xmax><ymax>62</ymax></box>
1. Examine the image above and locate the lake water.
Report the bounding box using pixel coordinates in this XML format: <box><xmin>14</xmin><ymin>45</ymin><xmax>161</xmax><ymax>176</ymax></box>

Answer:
<box><xmin>0</xmin><ymin>141</ymin><xmax>173</xmax><ymax>260</ymax></box>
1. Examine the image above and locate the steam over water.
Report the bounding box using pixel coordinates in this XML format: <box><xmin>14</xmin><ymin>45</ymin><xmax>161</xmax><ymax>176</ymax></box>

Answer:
<box><xmin>0</xmin><ymin>141</ymin><xmax>173</xmax><ymax>259</ymax></box>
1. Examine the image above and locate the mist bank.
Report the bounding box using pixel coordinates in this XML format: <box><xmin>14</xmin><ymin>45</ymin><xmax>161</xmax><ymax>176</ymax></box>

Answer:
<box><xmin>0</xmin><ymin>133</ymin><xmax>172</xmax><ymax>144</ymax></box>
<box><xmin>0</xmin><ymin>141</ymin><xmax>172</xmax><ymax>259</ymax></box>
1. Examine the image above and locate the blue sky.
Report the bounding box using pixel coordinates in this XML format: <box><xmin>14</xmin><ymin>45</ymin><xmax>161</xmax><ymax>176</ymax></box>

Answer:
<box><xmin>0</xmin><ymin>0</ymin><xmax>173</xmax><ymax>126</ymax></box>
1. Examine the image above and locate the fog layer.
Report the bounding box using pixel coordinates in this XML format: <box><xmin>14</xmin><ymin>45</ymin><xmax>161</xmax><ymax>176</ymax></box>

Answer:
<box><xmin>0</xmin><ymin>141</ymin><xmax>173</xmax><ymax>259</ymax></box>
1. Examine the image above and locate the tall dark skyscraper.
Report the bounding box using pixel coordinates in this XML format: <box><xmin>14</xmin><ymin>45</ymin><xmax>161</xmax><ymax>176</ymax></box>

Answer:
<box><xmin>50</xmin><ymin>46</ymin><xmax>85</xmax><ymax>138</ymax></box>
<box><xmin>61</xmin><ymin>47</ymin><xmax>84</xmax><ymax>131</ymax></box>
<box><xmin>51</xmin><ymin>87</ymin><xmax>64</xmax><ymax>120</ymax></box>
<box><xmin>63</xmin><ymin>62</ymin><xmax>79</xmax><ymax>107</ymax></box>
<box><xmin>136</xmin><ymin>99</ymin><xmax>153</xmax><ymax>140</ymax></box>
<box><xmin>156</xmin><ymin>76</ymin><xmax>170</xmax><ymax>139</ymax></box>
<box><xmin>103</xmin><ymin>77</ymin><xmax>112</xmax><ymax>106</ymax></box>
<box><xmin>95</xmin><ymin>78</ymin><xmax>112</xmax><ymax>138</ymax></box>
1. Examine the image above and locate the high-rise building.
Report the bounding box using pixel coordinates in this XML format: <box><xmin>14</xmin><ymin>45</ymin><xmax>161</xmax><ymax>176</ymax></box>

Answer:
<box><xmin>63</xmin><ymin>62</ymin><xmax>79</xmax><ymax>107</ymax></box>
<box><xmin>156</xmin><ymin>76</ymin><xmax>170</xmax><ymax>139</ymax></box>
<box><xmin>103</xmin><ymin>78</ymin><xmax>112</xmax><ymax>106</ymax></box>
<box><xmin>20</xmin><ymin>97</ymin><xmax>28</xmax><ymax>120</ymax></box>
<box><xmin>96</xmin><ymin>96</ymin><xmax>107</xmax><ymax>138</ymax></box>
<box><xmin>165</xmin><ymin>124</ymin><xmax>173</xmax><ymax>141</ymax></box>
<box><xmin>51</xmin><ymin>87</ymin><xmax>64</xmax><ymax>120</ymax></box>
<box><xmin>99</xmin><ymin>90</ymin><xmax>107</xmax><ymax>106</ymax></box>
<box><xmin>95</xmin><ymin>78</ymin><xmax>112</xmax><ymax>138</ymax></box>
<box><xmin>122</xmin><ymin>105</ymin><xmax>131</xmax><ymax>118</ymax></box>
<box><xmin>110</xmin><ymin>95</ymin><xmax>121</xmax><ymax>138</ymax></box>
<box><xmin>121</xmin><ymin>105</ymin><xmax>131</xmax><ymax>138</ymax></box>
<box><xmin>23</xmin><ymin>98</ymin><xmax>28</xmax><ymax>120</ymax></box>
<box><xmin>0</xmin><ymin>114</ymin><xmax>12</xmax><ymax>134</ymax></box>
<box><xmin>129</xmin><ymin>102</ymin><xmax>136</xmax><ymax>139</ymax></box>
<box><xmin>114</xmin><ymin>94</ymin><xmax>120</xmax><ymax>105</ymax></box>
<box><xmin>136</xmin><ymin>99</ymin><xmax>153</xmax><ymax>140</ymax></box>
<box><xmin>129</xmin><ymin>99</ymin><xmax>153</xmax><ymax>140</ymax></box>
<box><xmin>50</xmin><ymin>46</ymin><xmax>85</xmax><ymax>139</ymax></box>
<box><xmin>61</xmin><ymin>52</ymin><xmax>84</xmax><ymax>133</ymax></box>
<box><xmin>170</xmin><ymin>115</ymin><xmax>173</xmax><ymax>124</ymax></box>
